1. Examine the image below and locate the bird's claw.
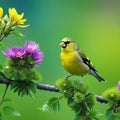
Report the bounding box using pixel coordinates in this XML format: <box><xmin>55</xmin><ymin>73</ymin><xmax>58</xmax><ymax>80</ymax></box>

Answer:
<box><xmin>64</xmin><ymin>75</ymin><xmax>72</xmax><ymax>81</ymax></box>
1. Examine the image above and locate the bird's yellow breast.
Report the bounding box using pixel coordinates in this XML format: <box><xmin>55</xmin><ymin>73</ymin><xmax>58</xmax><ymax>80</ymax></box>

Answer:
<box><xmin>60</xmin><ymin>51</ymin><xmax>89</xmax><ymax>76</ymax></box>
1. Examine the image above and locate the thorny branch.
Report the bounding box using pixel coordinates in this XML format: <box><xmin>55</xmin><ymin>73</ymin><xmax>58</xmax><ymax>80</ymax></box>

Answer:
<box><xmin>0</xmin><ymin>77</ymin><xmax>109</xmax><ymax>104</ymax></box>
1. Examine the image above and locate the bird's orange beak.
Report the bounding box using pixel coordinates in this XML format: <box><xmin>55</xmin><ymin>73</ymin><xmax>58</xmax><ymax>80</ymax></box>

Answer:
<box><xmin>60</xmin><ymin>42</ymin><xmax>66</xmax><ymax>48</ymax></box>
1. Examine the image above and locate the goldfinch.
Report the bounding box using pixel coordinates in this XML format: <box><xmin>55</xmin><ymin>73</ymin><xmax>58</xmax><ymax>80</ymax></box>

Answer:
<box><xmin>60</xmin><ymin>37</ymin><xmax>105</xmax><ymax>82</ymax></box>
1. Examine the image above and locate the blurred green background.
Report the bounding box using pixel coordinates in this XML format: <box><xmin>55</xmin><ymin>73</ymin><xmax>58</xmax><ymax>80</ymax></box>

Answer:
<box><xmin>0</xmin><ymin>0</ymin><xmax>120</xmax><ymax>120</ymax></box>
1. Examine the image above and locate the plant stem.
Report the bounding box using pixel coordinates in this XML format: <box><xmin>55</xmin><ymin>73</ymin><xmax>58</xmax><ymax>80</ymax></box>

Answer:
<box><xmin>36</xmin><ymin>83</ymin><xmax>59</xmax><ymax>92</ymax></box>
<box><xmin>95</xmin><ymin>95</ymin><xmax>109</xmax><ymax>103</ymax></box>
<box><xmin>0</xmin><ymin>34</ymin><xmax>5</xmax><ymax>41</ymax></box>
<box><xmin>0</xmin><ymin>84</ymin><xmax>9</xmax><ymax>106</ymax></box>
<box><xmin>0</xmin><ymin>77</ymin><xmax>109</xmax><ymax>104</ymax></box>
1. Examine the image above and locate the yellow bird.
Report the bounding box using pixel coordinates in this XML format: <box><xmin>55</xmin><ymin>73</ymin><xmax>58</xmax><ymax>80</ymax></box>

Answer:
<box><xmin>60</xmin><ymin>37</ymin><xmax>105</xmax><ymax>82</ymax></box>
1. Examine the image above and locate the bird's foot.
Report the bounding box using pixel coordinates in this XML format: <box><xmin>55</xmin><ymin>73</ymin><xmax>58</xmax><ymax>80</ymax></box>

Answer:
<box><xmin>64</xmin><ymin>75</ymin><xmax>72</xmax><ymax>81</ymax></box>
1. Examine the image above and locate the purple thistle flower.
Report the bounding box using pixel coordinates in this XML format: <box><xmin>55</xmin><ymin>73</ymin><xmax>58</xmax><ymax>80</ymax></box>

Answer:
<box><xmin>24</xmin><ymin>41</ymin><xmax>43</xmax><ymax>65</ymax></box>
<box><xmin>3</xmin><ymin>47</ymin><xmax>24</xmax><ymax>58</ymax></box>
<box><xmin>3</xmin><ymin>41</ymin><xmax>43</xmax><ymax>67</ymax></box>
<box><xmin>32</xmin><ymin>51</ymin><xmax>43</xmax><ymax>64</ymax></box>
<box><xmin>24</xmin><ymin>41</ymin><xmax>39</xmax><ymax>53</ymax></box>
<box><xmin>117</xmin><ymin>80</ymin><xmax>120</xmax><ymax>91</ymax></box>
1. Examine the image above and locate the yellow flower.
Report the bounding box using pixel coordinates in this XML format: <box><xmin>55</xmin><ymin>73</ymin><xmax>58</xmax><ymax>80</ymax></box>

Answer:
<box><xmin>0</xmin><ymin>7</ymin><xmax>3</xmax><ymax>18</ymax></box>
<box><xmin>8</xmin><ymin>8</ymin><xmax>26</xmax><ymax>24</ymax></box>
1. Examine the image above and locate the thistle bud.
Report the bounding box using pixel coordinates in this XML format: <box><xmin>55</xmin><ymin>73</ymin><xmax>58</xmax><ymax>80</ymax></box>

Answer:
<box><xmin>4</xmin><ymin>21</ymin><xmax>11</xmax><ymax>32</ymax></box>
<box><xmin>3</xmin><ymin>15</ymin><xmax>9</xmax><ymax>23</ymax></box>
<box><xmin>0</xmin><ymin>19</ymin><xmax>5</xmax><ymax>28</ymax></box>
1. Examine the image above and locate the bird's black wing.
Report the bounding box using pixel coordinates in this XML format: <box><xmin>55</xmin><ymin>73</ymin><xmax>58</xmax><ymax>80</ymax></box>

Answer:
<box><xmin>77</xmin><ymin>48</ymin><xmax>97</xmax><ymax>72</ymax></box>
<box><xmin>81</xmin><ymin>57</ymin><xmax>97</xmax><ymax>72</ymax></box>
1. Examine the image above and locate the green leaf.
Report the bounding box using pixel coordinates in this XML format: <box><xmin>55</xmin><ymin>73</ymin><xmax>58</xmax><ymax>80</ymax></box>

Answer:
<box><xmin>0</xmin><ymin>42</ymin><xmax>3</xmax><ymax>46</ymax></box>
<box><xmin>72</xmin><ymin>114</ymin><xmax>84</xmax><ymax>120</ymax></box>
<box><xmin>40</xmin><ymin>104</ymin><xmax>49</xmax><ymax>112</ymax></box>
<box><xmin>29</xmin><ymin>92</ymin><xmax>35</xmax><ymax>99</ymax></box>
<box><xmin>0</xmin><ymin>71</ymin><xmax>6</xmax><ymax>78</ymax></box>
<box><xmin>87</xmin><ymin>109</ymin><xmax>102</xmax><ymax>120</ymax></box>
<box><xmin>3</xmin><ymin>97</ymin><xmax>13</xmax><ymax>102</ymax></box>
<box><xmin>41</xmin><ymin>97</ymin><xmax>60</xmax><ymax>112</ymax></box>
<box><xmin>85</xmin><ymin>93</ymin><xmax>96</xmax><ymax>109</ymax></box>
<box><xmin>13</xmin><ymin>31</ymin><xmax>23</xmax><ymax>37</ymax></box>
<box><xmin>10</xmin><ymin>80</ymin><xmax>36</xmax><ymax>97</ymax></box>
<box><xmin>2</xmin><ymin>106</ymin><xmax>21</xmax><ymax>117</ymax></box>
<box><xmin>32</xmin><ymin>72</ymin><xmax>41</xmax><ymax>81</ymax></box>
<box><xmin>48</xmin><ymin>97</ymin><xmax>60</xmax><ymax>112</ymax></box>
<box><xmin>105</xmin><ymin>108</ymin><xmax>119</xmax><ymax>120</ymax></box>
<box><xmin>106</xmin><ymin>108</ymin><xmax>113</xmax><ymax>119</ymax></box>
<box><xmin>29</xmin><ymin>82</ymin><xmax>36</xmax><ymax>94</ymax></box>
<box><xmin>18</xmin><ymin>24</ymin><xmax>30</xmax><ymax>28</ymax></box>
<box><xmin>0</xmin><ymin>112</ymin><xmax>2</xmax><ymax>120</ymax></box>
<box><xmin>0</xmin><ymin>64</ymin><xmax>3</xmax><ymax>70</ymax></box>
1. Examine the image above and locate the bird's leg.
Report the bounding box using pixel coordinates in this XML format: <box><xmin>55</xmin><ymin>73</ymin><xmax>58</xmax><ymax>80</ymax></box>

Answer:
<box><xmin>64</xmin><ymin>75</ymin><xmax>73</xmax><ymax>81</ymax></box>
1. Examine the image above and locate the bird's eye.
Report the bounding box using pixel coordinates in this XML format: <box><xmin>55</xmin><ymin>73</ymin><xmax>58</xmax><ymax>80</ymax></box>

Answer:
<box><xmin>64</xmin><ymin>41</ymin><xmax>70</xmax><ymax>45</ymax></box>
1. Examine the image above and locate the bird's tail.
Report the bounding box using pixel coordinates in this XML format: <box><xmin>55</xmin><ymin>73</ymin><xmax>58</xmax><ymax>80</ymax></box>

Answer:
<box><xmin>89</xmin><ymin>70</ymin><xmax>105</xmax><ymax>82</ymax></box>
